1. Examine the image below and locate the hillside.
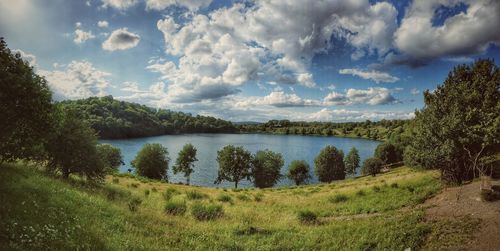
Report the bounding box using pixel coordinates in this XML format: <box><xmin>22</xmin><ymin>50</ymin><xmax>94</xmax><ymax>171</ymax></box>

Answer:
<box><xmin>2</xmin><ymin>162</ymin><xmax>488</xmax><ymax>250</ymax></box>
<box><xmin>58</xmin><ymin>96</ymin><xmax>237</xmax><ymax>139</ymax></box>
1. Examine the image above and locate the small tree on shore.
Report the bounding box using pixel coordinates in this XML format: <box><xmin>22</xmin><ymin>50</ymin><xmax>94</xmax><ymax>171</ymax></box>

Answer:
<box><xmin>287</xmin><ymin>160</ymin><xmax>311</xmax><ymax>186</ymax></box>
<box><xmin>97</xmin><ymin>144</ymin><xmax>124</xmax><ymax>173</ymax></box>
<box><xmin>344</xmin><ymin>147</ymin><xmax>360</xmax><ymax>176</ymax></box>
<box><xmin>132</xmin><ymin>143</ymin><xmax>170</xmax><ymax>180</ymax></box>
<box><xmin>173</xmin><ymin>143</ymin><xmax>198</xmax><ymax>185</ymax></box>
<box><xmin>362</xmin><ymin>157</ymin><xmax>383</xmax><ymax>177</ymax></box>
<box><xmin>251</xmin><ymin>149</ymin><xmax>284</xmax><ymax>188</ymax></box>
<box><xmin>314</xmin><ymin>146</ymin><xmax>345</xmax><ymax>182</ymax></box>
<box><xmin>215</xmin><ymin>145</ymin><xmax>252</xmax><ymax>188</ymax></box>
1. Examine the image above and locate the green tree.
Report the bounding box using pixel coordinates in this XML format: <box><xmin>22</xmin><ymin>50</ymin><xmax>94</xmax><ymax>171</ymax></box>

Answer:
<box><xmin>0</xmin><ymin>38</ymin><xmax>53</xmax><ymax>162</ymax></box>
<box><xmin>46</xmin><ymin>108</ymin><xmax>105</xmax><ymax>180</ymax></box>
<box><xmin>287</xmin><ymin>160</ymin><xmax>311</xmax><ymax>185</ymax></box>
<box><xmin>96</xmin><ymin>144</ymin><xmax>124</xmax><ymax>173</ymax></box>
<box><xmin>405</xmin><ymin>59</ymin><xmax>500</xmax><ymax>185</ymax></box>
<box><xmin>251</xmin><ymin>149</ymin><xmax>284</xmax><ymax>188</ymax></box>
<box><xmin>344</xmin><ymin>147</ymin><xmax>360</xmax><ymax>176</ymax></box>
<box><xmin>314</xmin><ymin>145</ymin><xmax>345</xmax><ymax>182</ymax></box>
<box><xmin>374</xmin><ymin>142</ymin><xmax>401</xmax><ymax>165</ymax></box>
<box><xmin>132</xmin><ymin>143</ymin><xmax>170</xmax><ymax>180</ymax></box>
<box><xmin>173</xmin><ymin>143</ymin><xmax>198</xmax><ymax>185</ymax></box>
<box><xmin>215</xmin><ymin>145</ymin><xmax>252</xmax><ymax>188</ymax></box>
<box><xmin>362</xmin><ymin>157</ymin><xmax>383</xmax><ymax>176</ymax></box>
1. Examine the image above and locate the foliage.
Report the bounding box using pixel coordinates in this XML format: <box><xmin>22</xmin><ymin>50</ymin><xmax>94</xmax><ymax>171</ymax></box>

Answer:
<box><xmin>344</xmin><ymin>147</ymin><xmax>360</xmax><ymax>176</ymax></box>
<box><xmin>186</xmin><ymin>190</ymin><xmax>207</xmax><ymax>200</ymax></box>
<box><xmin>128</xmin><ymin>197</ymin><xmax>142</xmax><ymax>212</ymax></box>
<box><xmin>215</xmin><ymin>145</ymin><xmax>252</xmax><ymax>188</ymax></box>
<box><xmin>58</xmin><ymin>96</ymin><xmax>237</xmax><ymax>139</ymax></box>
<box><xmin>0</xmin><ymin>38</ymin><xmax>53</xmax><ymax>162</ymax></box>
<box><xmin>173</xmin><ymin>143</ymin><xmax>198</xmax><ymax>184</ymax></box>
<box><xmin>314</xmin><ymin>145</ymin><xmax>345</xmax><ymax>183</ymax></box>
<box><xmin>191</xmin><ymin>202</ymin><xmax>224</xmax><ymax>221</ymax></box>
<box><xmin>362</xmin><ymin>157</ymin><xmax>383</xmax><ymax>177</ymax></box>
<box><xmin>251</xmin><ymin>149</ymin><xmax>284</xmax><ymax>188</ymax></box>
<box><xmin>287</xmin><ymin>160</ymin><xmax>311</xmax><ymax>185</ymax></box>
<box><xmin>374</xmin><ymin>142</ymin><xmax>402</xmax><ymax>165</ymax></box>
<box><xmin>46</xmin><ymin>107</ymin><xmax>105</xmax><ymax>181</ymax></box>
<box><xmin>297</xmin><ymin>210</ymin><xmax>318</xmax><ymax>224</ymax></box>
<box><xmin>96</xmin><ymin>144</ymin><xmax>124</xmax><ymax>173</ymax></box>
<box><xmin>131</xmin><ymin>143</ymin><xmax>170</xmax><ymax>180</ymax></box>
<box><xmin>330</xmin><ymin>194</ymin><xmax>349</xmax><ymax>203</ymax></box>
<box><xmin>405</xmin><ymin>59</ymin><xmax>500</xmax><ymax>184</ymax></box>
<box><xmin>164</xmin><ymin>200</ymin><xmax>187</xmax><ymax>215</ymax></box>
<box><xmin>217</xmin><ymin>194</ymin><xmax>233</xmax><ymax>203</ymax></box>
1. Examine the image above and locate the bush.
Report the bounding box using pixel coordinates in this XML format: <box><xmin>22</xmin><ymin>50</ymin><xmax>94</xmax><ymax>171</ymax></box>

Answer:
<box><xmin>329</xmin><ymin>194</ymin><xmax>349</xmax><ymax>203</ymax></box>
<box><xmin>314</xmin><ymin>145</ymin><xmax>345</xmax><ymax>182</ymax></box>
<box><xmin>164</xmin><ymin>200</ymin><xmax>187</xmax><ymax>215</ymax></box>
<box><xmin>217</xmin><ymin>194</ymin><xmax>233</xmax><ymax>203</ymax></box>
<box><xmin>237</xmin><ymin>194</ymin><xmax>251</xmax><ymax>201</ymax></box>
<box><xmin>163</xmin><ymin>188</ymin><xmax>179</xmax><ymax>201</ymax></box>
<box><xmin>131</xmin><ymin>143</ymin><xmax>170</xmax><ymax>180</ymax></box>
<box><xmin>97</xmin><ymin>144</ymin><xmax>124</xmax><ymax>173</ymax></box>
<box><xmin>104</xmin><ymin>186</ymin><xmax>130</xmax><ymax>201</ymax></box>
<box><xmin>186</xmin><ymin>190</ymin><xmax>207</xmax><ymax>200</ymax></box>
<box><xmin>297</xmin><ymin>210</ymin><xmax>317</xmax><ymax>224</ymax></box>
<box><xmin>191</xmin><ymin>203</ymin><xmax>224</xmax><ymax>221</ymax></box>
<box><xmin>374</xmin><ymin>142</ymin><xmax>402</xmax><ymax>165</ymax></box>
<box><xmin>254</xmin><ymin>193</ymin><xmax>264</xmax><ymax>202</ymax></box>
<box><xmin>251</xmin><ymin>149</ymin><xmax>284</xmax><ymax>188</ymax></box>
<box><xmin>128</xmin><ymin>197</ymin><xmax>142</xmax><ymax>212</ymax></box>
<box><xmin>287</xmin><ymin>160</ymin><xmax>311</xmax><ymax>185</ymax></box>
<box><xmin>362</xmin><ymin>157</ymin><xmax>383</xmax><ymax>177</ymax></box>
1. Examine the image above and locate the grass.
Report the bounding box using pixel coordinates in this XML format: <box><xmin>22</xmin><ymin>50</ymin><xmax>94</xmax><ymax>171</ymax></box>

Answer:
<box><xmin>0</xmin><ymin>162</ymin><xmax>446</xmax><ymax>250</ymax></box>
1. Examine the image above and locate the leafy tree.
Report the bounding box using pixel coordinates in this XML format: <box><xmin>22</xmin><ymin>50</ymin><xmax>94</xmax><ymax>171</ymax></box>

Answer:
<box><xmin>314</xmin><ymin>146</ymin><xmax>345</xmax><ymax>182</ymax></box>
<box><xmin>405</xmin><ymin>59</ymin><xmax>500</xmax><ymax>185</ymax></box>
<box><xmin>96</xmin><ymin>144</ymin><xmax>124</xmax><ymax>173</ymax></box>
<box><xmin>344</xmin><ymin>147</ymin><xmax>360</xmax><ymax>176</ymax></box>
<box><xmin>46</xmin><ymin>108</ymin><xmax>105</xmax><ymax>180</ymax></box>
<box><xmin>287</xmin><ymin>160</ymin><xmax>311</xmax><ymax>185</ymax></box>
<box><xmin>173</xmin><ymin>143</ymin><xmax>198</xmax><ymax>185</ymax></box>
<box><xmin>0</xmin><ymin>38</ymin><xmax>53</xmax><ymax>162</ymax></box>
<box><xmin>251</xmin><ymin>149</ymin><xmax>284</xmax><ymax>188</ymax></box>
<box><xmin>362</xmin><ymin>157</ymin><xmax>383</xmax><ymax>177</ymax></box>
<box><xmin>132</xmin><ymin>143</ymin><xmax>170</xmax><ymax>180</ymax></box>
<box><xmin>215</xmin><ymin>145</ymin><xmax>252</xmax><ymax>188</ymax></box>
<box><xmin>374</xmin><ymin>142</ymin><xmax>401</xmax><ymax>165</ymax></box>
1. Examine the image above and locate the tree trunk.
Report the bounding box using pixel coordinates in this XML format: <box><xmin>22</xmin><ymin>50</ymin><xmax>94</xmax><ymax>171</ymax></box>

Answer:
<box><xmin>187</xmin><ymin>176</ymin><xmax>190</xmax><ymax>186</ymax></box>
<box><xmin>234</xmin><ymin>181</ymin><xmax>238</xmax><ymax>189</ymax></box>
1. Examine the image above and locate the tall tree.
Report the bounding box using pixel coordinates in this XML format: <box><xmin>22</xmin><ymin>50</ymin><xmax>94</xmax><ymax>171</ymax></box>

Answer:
<box><xmin>344</xmin><ymin>147</ymin><xmax>360</xmax><ymax>176</ymax></box>
<box><xmin>215</xmin><ymin>145</ymin><xmax>252</xmax><ymax>188</ymax></box>
<box><xmin>173</xmin><ymin>143</ymin><xmax>198</xmax><ymax>185</ymax></box>
<box><xmin>251</xmin><ymin>149</ymin><xmax>284</xmax><ymax>188</ymax></box>
<box><xmin>132</xmin><ymin>143</ymin><xmax>170</xmax><ymax>180</ymax></box>
<box><xmin>314</xmin><ymin>145</ymin><xmax>345</xmax><ymax>182</ymax></box>
<box><xmin>287</xmin><ymin>160</ymin><xmax>311</xmax><ymax>186</ymax></box>
<box><xmin>0</xmin><ymin>38</ymin><xmax>53</xmax><ymax>162</ymax></box>
<box><xmin>405</xmin><ymin>59</ymin><xmax>500</xmax><ymax>185</ymax></box>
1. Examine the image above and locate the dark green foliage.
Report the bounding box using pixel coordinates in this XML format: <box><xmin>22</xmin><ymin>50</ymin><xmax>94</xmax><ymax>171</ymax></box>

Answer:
<box><xmin>405</xmin><ymin>59</ymin><xmax>499</xmax><ymax>184</ymax></box>
<box><xmin>374</xmin><ymin>142</ymin><xmax>402</xmax><ymax>165</ymax></box>
<box><xmin>131</xmin><ymin>143</ymin><xmax>170</xmax><ymax>180</ymax></box>
<box><xmin>362</xmin><ymin>157</ymin><xmax>383</xmax><ymax>177</ymax></box>
<box><xmin>215</xmin><ymin>145</ymin><xmax>252</xmax><ymax>188</ymax></box>
<box><xmin>96</xmin><ymin>144</ymin><xmax>124</xmax><ymax>173</ymax></box>
<box><xmin>164</xmin><ymin>200</ymin><xmax>187</xmax><ymax>215</ymax></box>
<box><xmin>58</xmin><ymin>96</ymin><xmax>237</xmax><ymax>139</ymax></box>
<box><xmin>46</xmin><ymin>108</ymin><xmax>105</xmax><ymax>181</ymax></box>
<box><xmin>315</xmin><ymin>145</ymin><xmax>345</xmax><ymax>182</ymax></box>
<box><xmin>329</xmin><ymin>194</ymin><xmax>349</xmax><ymax>203</ymax></box>
<box><xmin>297</xmin><ymin>210</ymin><xmax>317</xmax><ymax>224</ymax></box>
<box><xmin>128</xmin><ymin>197</ymin><xmax>142</xmax><ymax>212</ymax></box>
<box><xmin>191</xmin><ymin>203</ymin><xmax>224</xmax><ymax>221</ymax></box>
<box><xmin>251</xmin><ymin>149</ymin><xmax>284</xmax><ymax>188</ymax></box>
<box><xmin>0</xmin><ymin>38</ymin><xmax>53</xmax><ymax>162</ymax></box>
<box><xmin>287</xmin><ymin>160</ymin><xmax>311</xmax><ymax>185</ymax></box>
<box><xmin>345</xmin><ymin>147</ymin><xmax>360</xmax><ymax>176</ymax></box>
<box><xmin>173</xmin><ymin>143</ymin><xmax>198</xmax><ymax>185</ymax></box>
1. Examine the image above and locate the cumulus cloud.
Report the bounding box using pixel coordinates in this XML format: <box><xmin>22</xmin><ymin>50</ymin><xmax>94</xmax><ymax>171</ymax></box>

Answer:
<box><xmin>324</xmin><ymin>87</ymin><xmax>399</xmax><ymax>105</ymax></box>
<box><xmin>392</xmin><ymin>0</ymin><xmax>500</xmax><ymax>66</ymax></box>
<box><xmin>73</xmin><ymin>29</ymin><xmax>95</xmax><ymax>44</ymax></box>
<box><xmin>410</xmin><ymin>88</ymin><xmax>420</xmax><ymax>95</ymax></box>
<box><xmin>12</xmin><ymin>49</ymin><xmax>37</xmax><ymax>67</ymax></box>
<box><xmin>38</xmin><ymin>61</ymin><xmax>111</xmax><ymax>100</ymax></box>
<box><xmin>339</xmin><ymin>68</ymin><xmax>399</xmax><ymax>83</ymax></box>
<box><xmin>145</xmin><ymin>0</ymin><xmax>212</xmax><ymax>11</ymax></box>
<box><xmin>308</xmin><ymin>108</ymin><xmax>414</xmax><ymax>122</ymax></box>
<box><xmin>97</xmin><ymin>20</ymin><xmax>109</xmax><ymax>28</ymax></box>
<box><xmin>101</xmin><ymin>0</ymin><xmax>139</xmax><ymax>10</ymax></box>
<box><xmin>235</xmin><ymin>91</ymin><xmax>321</xmax><ymax>108</ymax></box>
<box><xmin>102</xmin><ymin>28</ymin><xmax>140</xmax><ymax>51</ymax></box>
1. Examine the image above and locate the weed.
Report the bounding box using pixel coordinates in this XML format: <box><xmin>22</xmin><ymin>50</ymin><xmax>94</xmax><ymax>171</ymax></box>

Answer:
<box><xmin>191</xmin><ymin>203</ymin><xmax>224</xmax><ymax>221</ymax></box>
<box><xmin>164</xmin><ymin>200</ymin><xmax>187</xmax><ymax>216</ymax></box>
<box><xmin>329</xmin><ymin>194</ymin><xmax>349</xmax><ymax>203</ymax></box>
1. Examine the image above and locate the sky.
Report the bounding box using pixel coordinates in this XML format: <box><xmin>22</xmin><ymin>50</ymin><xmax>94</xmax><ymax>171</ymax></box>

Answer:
<box><xmin>1</xmin><ymin>0</ymin><xmax>499</xmax><ymax>122</ymax></box>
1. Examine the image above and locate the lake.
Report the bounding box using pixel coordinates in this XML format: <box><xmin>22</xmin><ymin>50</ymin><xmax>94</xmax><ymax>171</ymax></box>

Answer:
<box><xmin>100</xmin><ymin>133</ymin><xmax>380</xmax><ymax>188</ymax></box>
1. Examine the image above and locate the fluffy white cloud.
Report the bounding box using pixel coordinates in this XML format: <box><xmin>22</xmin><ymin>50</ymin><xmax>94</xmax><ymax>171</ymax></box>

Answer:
<box><xmin>38</xmin><ymin>61</ymin><xmax>111</xmax><ymax>100</ymax></box>
<box><xmin>102</xmin><ymin>28</ymin><xmax>140</xmax><ymax>51</ymax></box>
<box><xmin>324</xmin><ymin>87</ymin><xmax>399</xmax><ymax>105</ymax></box>
<box><xmin>410</xmin><ymin>88</ymin><xmax>420</xmax><ymax>95</ymax></box>
<box><xmin>145</xmin><ymin>0</ymin><xmax>212</xmax><ymax>11</ymax></box>
<box><xmin>97</xmin><ymin>20</ymin><xmax>109</xmax><ymax>28</ymax></box>
<box><xmin>235</xmin><ymin>91</ymin><xmax>321</xmax><ymax>108</ymax></box>
<box><xmin>393</xmin><ymin>0</ymin><xmax>500</xmax><ymax>65</ymax></box>
<box><xmin>12</xmin><ymin>49</ymin><xmax>37</xmax><ymax>67</ymax></box>
<box><xmin>101</xmin><ymin>0</ymin><xmax>140</xmax><ymax>10</ymax></box>
<box><xmin>339</xmin><ymin>68</ymin><xmax>399</xmax><ymax>83</ymax></box>
<box><xmin>73</xmin><ymin>29</ymin><xmax>95</xmax><ymax>44</ymax></box>
<box><xmin>308</xmin><ymin>108</ymin><xmax>414</xmax><ymax>122</ymax></box>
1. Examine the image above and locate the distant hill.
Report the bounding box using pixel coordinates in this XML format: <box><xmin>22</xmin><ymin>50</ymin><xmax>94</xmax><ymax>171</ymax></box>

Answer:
<box><xmin>57</xmin><ymin>96</ymin><xmax>237</xmax><ymax>139</ymax></box>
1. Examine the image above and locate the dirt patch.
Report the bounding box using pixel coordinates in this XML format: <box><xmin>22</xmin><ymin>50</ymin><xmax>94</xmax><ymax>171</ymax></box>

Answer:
<box><xmin>421</xmin><ymin>180</ymin><xmax>500</xmax><ymax>251</ymax></box>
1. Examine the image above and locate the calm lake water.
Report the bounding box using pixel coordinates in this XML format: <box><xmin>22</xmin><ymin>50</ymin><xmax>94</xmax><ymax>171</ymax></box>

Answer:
<box><xmin>100</xmin><ymin>133</ymin><xmax>380</xmax><ymax>188</ymax></box>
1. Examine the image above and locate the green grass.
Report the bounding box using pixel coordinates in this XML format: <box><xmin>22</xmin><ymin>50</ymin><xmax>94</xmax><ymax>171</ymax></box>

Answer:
<box><xmin>0</xmin><ymin>162</ymin><xmax>445</xmax><ymax>250</ymax></box>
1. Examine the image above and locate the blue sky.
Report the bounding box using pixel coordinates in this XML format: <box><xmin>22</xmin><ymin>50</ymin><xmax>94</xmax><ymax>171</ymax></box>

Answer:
<box><xmin>1</xmin><ymin>0</ymin><xmax>499</xmax><ymax>122</ymax></box>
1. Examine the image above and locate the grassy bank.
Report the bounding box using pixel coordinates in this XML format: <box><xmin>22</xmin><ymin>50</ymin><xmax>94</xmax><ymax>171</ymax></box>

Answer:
<box><xmin>1</xmin><ymin>162</ymin><xmax>446</xmax><ymax>250</ymax></box>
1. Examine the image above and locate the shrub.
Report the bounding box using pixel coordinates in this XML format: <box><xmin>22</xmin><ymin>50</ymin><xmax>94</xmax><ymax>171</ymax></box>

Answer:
<box><xmin>128</xmin><ymin>197</ymin><xmax>142</xmax><ymax>212</ymax></box>
<box><xmin>131</xmin><ymin>143</ymin><xmax>170</xmax><ymax>180</ymax></box>
<box><xmin>254</xmin><ymin>193</ymin><xmax>264</xmax><ymax>202</ymax></box>
<box><xmin>330</xmin><ymin>194</ymin><xmax>349</xmax><ymax>203</ymax></box>
<box><xmin>191</xmin><ymin>203</ymin><xmax>224</xmax><ymax>220</ymax></box>
<box><xmin>163</xmin><ymin>188</ymin><xmax>179</xmax><ymax>201</ymax></box>
<box><xmin>164</xmin><ymin>200</ymin><xmax>187</xmax><ymax>215</ymax></box>
<box><xmin>104</xmin><ymin>186</ymin><xmax>130</xmax><ymax>201</ymax></box>
<box><xmin>362</xmin><ymin>157</ymin><xmax>383</xmax><ymax>177</ymax></box>
<box><xmin>97</xmin><ymin>144</ymin><xmax>124</xmax><ymax>173</ymax></box>
<box><xmin>237</xmin><ymin>194</ymin><xmax>251</xmax><ymax>201</ymax></box>
<box><xmin>217</xmin><ymin>194</ymin><xmax>233</xmax><ymax>203</ymax></box>
<box><xmin>287</xmin><ymin>160</ymin><xmax>311</xmax><ymax>185</ymax></box>
<box><xmin>297</xmin><ymin>210</ymin><xmax>317</xmax><ymax>224</ymax></box>
<box><xmin>251</xmin><ymin>149</ymin><xmax>284</xmax><ymax>188</ymax></box>
<box><xmin>314</xmin><ymin>145</ymin><xmax>345</xmax><ymax>182</ymax></box>
<box><xmin>186</xmin><ymin>190</ymin><xmax>207</xmax><ymax>200</ymax></box>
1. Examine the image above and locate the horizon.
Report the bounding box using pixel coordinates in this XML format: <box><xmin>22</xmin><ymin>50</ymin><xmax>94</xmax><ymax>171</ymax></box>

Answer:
<box><xmin>1</xmin><ymin>0</ymin><xmax>499</xmax><ymax>122</ymax></box>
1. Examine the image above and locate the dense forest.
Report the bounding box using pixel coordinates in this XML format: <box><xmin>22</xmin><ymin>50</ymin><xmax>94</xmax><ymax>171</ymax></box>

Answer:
<box><xmin>58</xmin><ymin>96</ymin><xmax>237</xmax><ymax>139</ymax></box>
